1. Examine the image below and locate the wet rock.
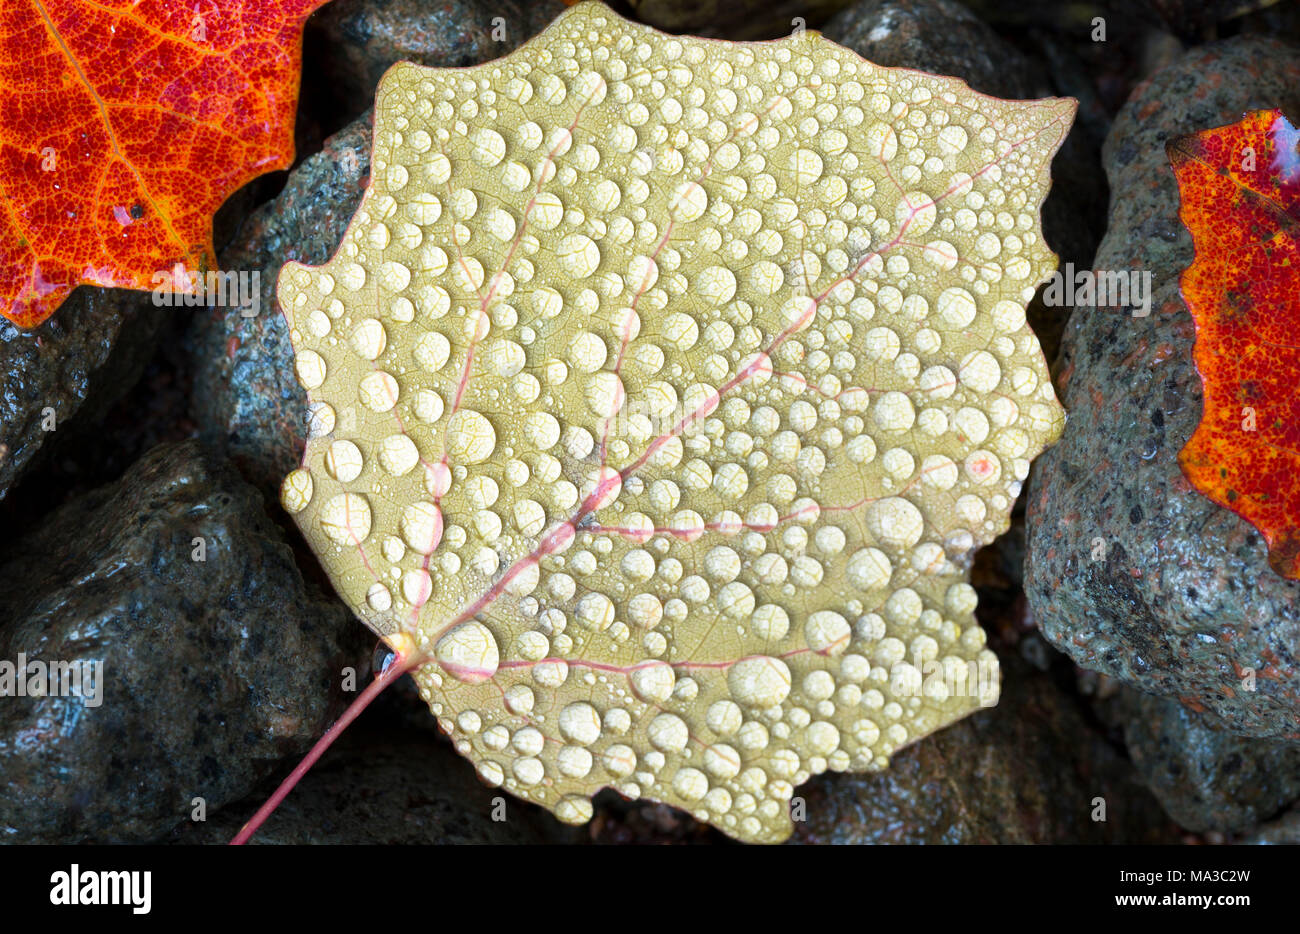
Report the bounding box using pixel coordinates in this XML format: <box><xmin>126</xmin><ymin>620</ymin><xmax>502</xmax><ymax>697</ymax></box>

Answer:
<box><xmin>1239</xmin><ymin>1</ymin><xmax>1300</xmax><ymax>43</ymax></box>
<box><xmin>0</xmin><ymin>287</ymin><xmax>164</xmax><ymax>500</ymax></box>
<box><xmin>628</xmin><ymin>0</ymin><xmax>853</xmax><ymax>39</ymax></box>
<box><xmin>1241</xmin><ymin>806</ymin><xmax>1300</xmax><ymax>844</ymax></box>
<box><xmin>585</xmin><ymin>793</ymin><xmax>730</xmax><ymax>845</ymax></box>
<box><xmin>790</xmin><ymin>655</ymin><xmax>1178</xmax><ymax>844</ymax></box>
<box><xmin>1118</xmin><ymin>690</ymin><xmax>1300</xmax><ymax>833</ymax></box>
<box><xmin>187</xmin><ymin>115</ymin><xmax>373</xmax><ymax>501</ymax></box>
<box><xmin>824</xmin><ymin>0</ymin><xmax>1040</xmax><ymax>99</ymax></box>
<box><xmin>1029</xmin><ymin>23</ymin><xmax>1150</xmax><ymax>141</ymax></box>
<box><xmin>954</xmin><ymin>0</ymin><xmax>1270</xmax><ymax>37</ymax></box>
<box><xmin>1024</xmin><ymin>37</ymin><xmax>1300</xmax><ymax>739</ymax></box>
<box><xmin>0</xmin><ymin>440</ymin><xmax>365</xmax><ymax>843</ymax></box>
<box><xmin>824</xmin><ymin>0</ymin><xmax>1107</xmax><ymax>364</ymax></box>
<box><xmin>167</xmin><ymin>719</ymin><xmax>572</xmax><ymax>844</ymax></box>
<box><xmin>306</xmin><ymin>0</ymin><xmax>568</xmax><ymax>123</ymax></box>
<box><xmin>949</xmin><ymin>0</ymin><xmax>1101</xmax><ymax>30</ymax></box>
<box><xmin>1126</xmin><ymin>0</ymin><xmax>1282</xmax><ymax>40</ymax></box>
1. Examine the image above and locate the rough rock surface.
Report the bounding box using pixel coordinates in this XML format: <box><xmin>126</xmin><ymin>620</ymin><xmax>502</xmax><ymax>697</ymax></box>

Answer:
<box><xmin>307</xmin><ymin>0</ymin><xmax>568</xmax><ymax>122</ymax></box>
<box><xmin>824</xmin><ymin>0</ymin><xmax>1039</xmax><ymax>100</ymax></box>
<box><xmin>0</xmin><ymin>441</ymin><xmax>365</xmax><ymax>843</ymax></box>
<box><xmin>0</xmin><ymin>287</ymin><xmax>164</xmax><ymax>500</ymax></box>
<box><xmin>1132</xmin><ymin>0</ymin><xmax>1283</xmax><ymax>39</ymax></box>
<box><xmin>188</xmin><ymin>116</ymin><xmax>374</xmax><ymax>501</ymax></box>
<box><xmin>167</xmin><ymin>716</ymin><xmax>572</xmax><ymax>844</ymax></box>
<box><xmin>1118</xmin><ymin>690</ymin><xmax>1300</xmax><ymax>833</ymax></box>
<box><xmin>790</xmin><ymin>655</ymin><xmax>1179</xmax><ymax>843</ymax></box>
<box><xmin>954</xmin><ymin>0</ymin><xmax>1273</xmax><ymax>35</ymax></box>
<box><xmin>1025</xmin><ymin>37</ymin><xmax>1300</xmax><ymax>740</ymax></box>
<box><xmin>1241</xmin><ymin>806</ymin><xmax>1300</xmax><ymax>844</ymax></box>
<box><xmin>628</xmin><ymin>0</ymin><xmax>854</xmax><ymax>38</ymax></box>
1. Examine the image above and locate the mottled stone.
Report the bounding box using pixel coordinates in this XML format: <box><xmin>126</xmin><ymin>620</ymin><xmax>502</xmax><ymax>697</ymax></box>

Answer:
<box><xmin>1132</xmin><ymin>0</ymin><xmax>1283</xmax><ymax>39</ymax></box>
<box><xmin>0</xmin><ymin>440</ymin><xmax>365</xmax><ymax>843</ymax></box>
<box><xmin>1241</xmin><ymin>806</ymin><xmax>1300</xmax><ymax>844</ymax></box>
<box><xmin>824</xmin><ymin>0</ymin><xmax>1040</xmax><ymax>99</ymax></box>
<box><xmin>584</xmin><ymin>793</ymin><xmax>730</xmax><ymax>845</ymax></box>
<box><xmin>1025</xmin><ymin>37</ymin><xmax>1300</xmax><ymax>739</ymax></box>
<box><xmin>307</xmin><ymin>0</ymin><xmax>568</xmax><ymax>120</ymax></box>
<box><xmin>791</xmin><ymin>655</ymin><xmax>1179</xmax><ymax>844</ymax></box>
<box><xmin>1119</xmin><ymin>689</ymin><xmax>1300</xmax><ymax>833</ymax></box>
<box><xmin>628</xmin><ymin>0</ymin><xmax>853</xmax><ymax>39</ymax></box>
<box><xmin>1239</xmin><ymin>0</ymin><xmax>1300</xmax><ymax>42</ymax></box>
<box><xmin>167</xmin><ymin>719</ymin><xmax>573</xmax><ymax>844</ymax></box>
<box><xmin>956</xmin><ymin>0</ymin><xmax>1272</xmax><ymax>35</ymax></box>
<box><xmin>187</xmin><ymin>115</ymin><xmax>374</xmax><ymax>500</ymax></box>
<box><xmin>0</xmin><ymin>287</ymin><xmax>164</xmax><ymax>500</ymax></box>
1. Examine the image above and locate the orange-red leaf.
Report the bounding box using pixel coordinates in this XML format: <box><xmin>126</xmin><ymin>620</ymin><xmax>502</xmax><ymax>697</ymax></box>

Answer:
<box><xmin>0</xmin><ymin>0</ymin><xmax>328</xmax><ymax>328</ymax></box>
<box><xmin>1170</xmin><ymin>109</ymin><xmax>1300</xmax><ymax>577</ymax></box>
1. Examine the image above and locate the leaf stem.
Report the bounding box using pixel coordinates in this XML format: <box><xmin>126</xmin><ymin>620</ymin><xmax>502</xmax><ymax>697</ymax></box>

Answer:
<box><xmin>229</xmin><ymin>649</ymin><xmax>425</xmax><ymax>845</ymax></box>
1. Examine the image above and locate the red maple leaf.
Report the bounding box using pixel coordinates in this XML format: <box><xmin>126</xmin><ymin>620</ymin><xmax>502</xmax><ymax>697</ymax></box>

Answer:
<box><xmin>1169</xmin><ymin>109</ymin><xmax>1300</xmax><ymax>577</ymax></box>
<box><xmin>0</xmin><ymin>0</ymin><xmax>328</xmax><ymax>328</ymax></box>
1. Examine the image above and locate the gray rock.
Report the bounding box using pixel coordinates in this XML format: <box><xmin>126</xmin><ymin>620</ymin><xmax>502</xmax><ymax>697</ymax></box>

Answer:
<box><xmin>188</xmin><ymin>115</ymin><xmax>374</xmax><ymax>501</ymax></box>
<box><xmin>1239</xmin><ymin>1</ymin><xmax>1300</xmax><ymax>43</ymax></box>
<box><xmin>1024</xmin><ymin>37</ymin><xmax>1300</xmax><ymax>739</ymax></box>
<box><xmin>628</xmin><ymin>0</ymin><xmax>854</xmax><ymax>39</ymax></box>
<box><xmin>1119</xmin><ymin>690</ymin><xmax>1300</xmax><ymax>833</ymax></box>
<box><xmin>1126</xmin><ymin>0</ymin><xmax>1283</xmax><ymax>39</ymax></box>
<box><xmin>824</xmin><ymin>0</ymin><xmax>1040</xmax><ymax>99</ymax></box>
<box><xmin>942</xmin><ymin>0</ymin><xmax>1094</xmax><ymax>29</ymax></box>
<box><xmin>0</xmin><ymin>440</ymin><xmax>366</xmax><ymax>843</ymax></box>
<box><xmin>790</xmin><ymin>654</ymin><xmax>1179</xmax><ymax>843</ymax></box>
<box><xmin>1240</xmin><ymin>806</ymin><xmax>1300</xmax><ymax>844</ymax></box>
<box><xmin>0</xmin><ymin>287</ymin><xmax>164</xmax><ymax>500</ymax></box>
<box><xmin>583</xmin><ymin>794</ymin><xmax>730</xmax><ymax>844</ymax></box>
<box><xmin>955</xmin><ymin>0</ymin><xmax>1272</xmax><ymax>36</ymax></box>
<box><xmin>307</xmin><ymin>0</ymin><xmax>568</xmax><ymax>122</ymax></box>
<box><xmin>167</xmin><ymin>719</ymin><xmax>573</xmax><ymax>844</ymax></box>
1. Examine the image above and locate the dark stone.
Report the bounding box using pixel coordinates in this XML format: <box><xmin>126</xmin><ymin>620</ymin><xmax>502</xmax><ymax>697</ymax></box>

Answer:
<box><xmin>166</xmin><ymin>718</ymin><xmax>573</xmax><ymax>844</ymax></box>
<box><xmin>790</xmin><ymin>655</ymin><xmax>1179</xmax><ymax>843</ymax></box>
<box><xmin>585</xmin><ymin>792</ymin><xmax>731</xmax><ymax>844</ymax></box>
<box><xmin>950</xmin><ymin>0</ymin><xmax>1107</xmax><ymax>29</ymax></box>
<box><xmin>0</xmin><ymin>287</ymin><xmax>165</xmax><ymax>500</ymax></box>
<box><xmin>824</xmin><ymin>0</ymin><xmax>1040</xmax><ymax>99</ymax></box>
<box><xmin>627</xmin><ymin>0</ymin><xmax>854</xmax><ymax>39</ymax></box>
<box><xmin>187</xmin><ymin>115</ymin><xmax>374</xmax><ymax>501</ymax></box>
<box><xmin>1118</xmin><ymin>689</ymin><xmax>1300</xmax><ymax>833</ymax></box>
<box><xmin>0</xmin><ymin>440</ymin><xmax>366</xmax><ymax>843</ymax></box>
<box><xmin>1024</xmin><ymin>37</ymin><xmax>1300</xmax><ymax>740</ymax></box>
<box><xmin>306</xmin><ymin>0</ymin><xmax>569</xmax><ymax>124</ymax></box>
<box><xmin>1125</xmin><ymin>0</ymin><xmax>1284</xmax><ymax>39</ymax></box>
<box><xmin>1238</xmin><ymin>1</ymin><xmax>1300</xmax><ymax>44</ymax></box>
<box><xmin>956</xmin><ymin>0</ymin><xmax>1272</xmax><ymax>37</ymax></box>
<box><xmin>1241</xmin><ymin>806</ymin><xmax>1300</xmax><ymax>844</ymax></box>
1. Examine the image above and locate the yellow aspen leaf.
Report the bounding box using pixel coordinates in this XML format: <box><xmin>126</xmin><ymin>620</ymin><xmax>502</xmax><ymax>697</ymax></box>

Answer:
<box><xmin>275</xmin><ymin>1</ymin><xmax>1072</xmax><ymax>843</ymax></box>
